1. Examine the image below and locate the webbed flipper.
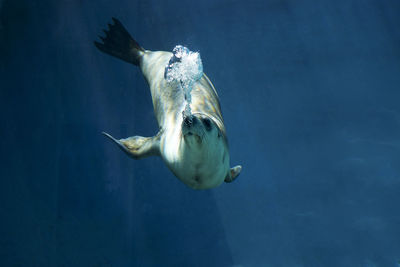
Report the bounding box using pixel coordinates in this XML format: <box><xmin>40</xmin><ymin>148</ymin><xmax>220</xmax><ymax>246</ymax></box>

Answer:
<box><xmin>94</xmin><ymin>17</ymin><xmax>144</xmax><ymax>66</ymax></box>
<box><xmin>224</xmin><ymin>165</ymin><xmax>242</xmax><ymax>183</ymax></box>
<box><xmin>103</xmin><ymin>132</ymin><xmax>161</xmax><ymax>159</ymax></box>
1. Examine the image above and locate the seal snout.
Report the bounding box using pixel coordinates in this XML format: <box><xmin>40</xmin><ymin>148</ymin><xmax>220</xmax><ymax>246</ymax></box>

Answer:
<box><xmin>182</xmin><ymin>115</ymin><xmax>203</xmax><ymax>143</ymax></box>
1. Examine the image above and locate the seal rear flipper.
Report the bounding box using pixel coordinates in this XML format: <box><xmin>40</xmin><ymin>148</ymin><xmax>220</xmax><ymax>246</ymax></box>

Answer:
<box><xmin>102</xmin><ymin>132</ymin><xmax>160</xmax><ymax>159</ymax></box>
<box><xmin>224</xmin><ymin>165</ymin><xmax>242</xmax><ymax>183</ymax></box>
<box><xmin>94</xmin><ymin>17</ymin><xmax>144</xmax><ymax>66</ymax></box>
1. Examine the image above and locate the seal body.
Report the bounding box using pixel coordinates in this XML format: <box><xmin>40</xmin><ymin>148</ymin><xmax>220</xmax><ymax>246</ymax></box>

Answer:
<box><xmin>95</xmin><ymin>18</ymin><xmax>241</xmax><ymax>189</ymax></box>
<box><xmin>141</xmin><ymin>51</ymin><xmax>231</xmax><ymax>189</ymax></box>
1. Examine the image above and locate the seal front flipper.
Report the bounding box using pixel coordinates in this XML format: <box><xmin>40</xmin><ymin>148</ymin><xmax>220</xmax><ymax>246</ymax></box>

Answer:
<box><xmin>94</xmin><ymin>17</ymin><xmax>144</xmax><ymax>66</ymax></box>
<box><xmin>102</xmin><ymin>132</ymin><xmax>161</xmax><ymax>159</ymax></box>
<box><xmin>224</xmin><ymin>165</ymin><xmax>242</xmax><ymax>183</ymax></box>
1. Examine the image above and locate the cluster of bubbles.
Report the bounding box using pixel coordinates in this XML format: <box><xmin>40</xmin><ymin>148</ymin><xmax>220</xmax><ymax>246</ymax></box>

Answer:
<box><xmin>165</xmin><ymin>45</ymin><xmax>203</xmax><ymax>119</ymax></box>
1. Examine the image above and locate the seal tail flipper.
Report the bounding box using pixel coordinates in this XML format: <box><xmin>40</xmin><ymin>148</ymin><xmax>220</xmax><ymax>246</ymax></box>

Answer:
<box><xmin>224</xmin><ymin>165</ymin><xmax>242</xmax><ymax>183</ymax></box>
<box><xmin>94</xmin><ymin>17</ymin><xmax>144</xmax><ymax>66</ymax></box>
<box><xmin>102</xmin><ymin>132</ymin><xmax>160</xmax><ymax>159</ymax></box>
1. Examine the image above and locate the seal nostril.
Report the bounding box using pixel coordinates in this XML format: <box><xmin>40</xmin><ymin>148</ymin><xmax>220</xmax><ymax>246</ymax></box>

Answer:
<box><xmin>183</xmin><ymin>116</ymin><xmax>193</xmax><ymax>127</ymax></box>
<box><xmin>202</xmin><ymin>118</ymin><xmax>212</xmax><ymax>131</ymax></box>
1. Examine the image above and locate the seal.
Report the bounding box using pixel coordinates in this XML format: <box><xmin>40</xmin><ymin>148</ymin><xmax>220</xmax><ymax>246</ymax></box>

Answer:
<box><xmin>95</xmin><ymin>18</ymin><xmax>241</xmax><ymax>189</ymax></box>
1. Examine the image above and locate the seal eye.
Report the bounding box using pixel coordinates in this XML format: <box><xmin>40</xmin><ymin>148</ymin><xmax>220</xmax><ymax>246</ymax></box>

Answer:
<box><xmin>202</xmin><ymin>118</ymin><xmax>212</xmax><ymax>131</ymax></box>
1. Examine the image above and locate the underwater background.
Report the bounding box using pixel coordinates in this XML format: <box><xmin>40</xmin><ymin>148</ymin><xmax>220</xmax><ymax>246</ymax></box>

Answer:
<box><xmin>1</xmin><ymin>0</ymin><xmax>400</xmax><ymax>266</ymax></box>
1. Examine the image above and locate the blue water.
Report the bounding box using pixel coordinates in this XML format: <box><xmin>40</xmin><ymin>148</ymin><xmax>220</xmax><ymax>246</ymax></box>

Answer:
<box><xmin>1</xmin><ymin>0</ymin><xmax>400</xmax><ymax>266</ymax></box>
